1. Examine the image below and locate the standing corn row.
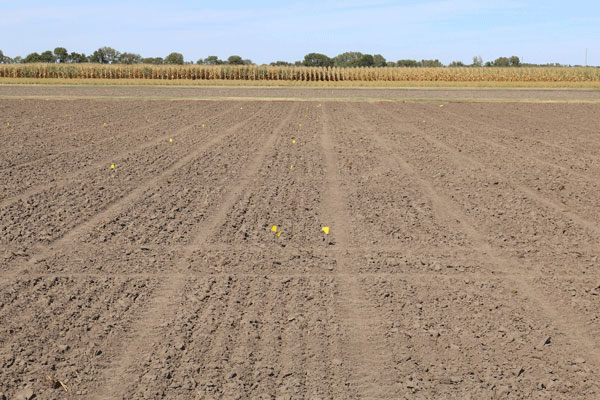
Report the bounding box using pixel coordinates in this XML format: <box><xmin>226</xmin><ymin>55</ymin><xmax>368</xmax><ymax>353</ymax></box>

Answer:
<box><xmin>0</xmin><ymin>64</ymin><xmax>599</xmax><ymax>82</ymax></box>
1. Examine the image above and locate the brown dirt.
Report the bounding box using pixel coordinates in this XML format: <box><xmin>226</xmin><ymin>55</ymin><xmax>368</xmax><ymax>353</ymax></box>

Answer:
<box><xmin>1</xmin><ymin>90</ymin><xmax>600</xmax><ymax>399</ymax></box>
<box><xmin>2</xmin><ymin>85</ymin><xmax>600</xmax><ymax>102</ymax></box>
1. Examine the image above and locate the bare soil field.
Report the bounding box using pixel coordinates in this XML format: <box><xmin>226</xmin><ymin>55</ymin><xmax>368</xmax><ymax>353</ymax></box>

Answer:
<box><xmin>1</xmin><ymin>88</ymin><xmax>600</xmax><ymax>399</ymax></box>
<box><xmin>1</xmin><ymin>84</ymin><xmax>600</xmax><ymax>102</ymax></box>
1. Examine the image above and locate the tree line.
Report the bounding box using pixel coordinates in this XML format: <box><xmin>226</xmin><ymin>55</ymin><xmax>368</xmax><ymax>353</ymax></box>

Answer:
<box><xmin>0</xmin><ymin>47</ymin><xmax>252</xmax><ymax>66</ymax></box>
<box><xmin>0</xmin><ymin>47</ymin><xmax>581</xmax><ymax>68</ymax></box>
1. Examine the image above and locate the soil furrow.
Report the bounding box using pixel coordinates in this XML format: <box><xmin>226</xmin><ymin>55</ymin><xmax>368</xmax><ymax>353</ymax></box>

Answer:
<box><xmin>434</xmin><ymin>107</ymin><xmax>600</xmax><ymax>180</ymax></box>
<box><xmin>356</xmin><ymin>103</ymin><xmax>600</xmax><ymax>276</ymax></box>
<box><xmin>0</xmin><ymin>101</ymin><xmax>180</xmax><ymax>176</ymax></box>
<box><xmin>372</xmin><ymin>103</ymin><xmax>600</xmax><ymax>233</ymax></box>
<box><xmin>0</xmin><ymin>101</ymin><xmax>157</xmax><ymax>169</ymax></box>
<box><xmin>347</xmin><ymin>104</ymin><xmax>600</xmax><ymax>379</ymax></box>
<box><xmin>90</xmin><ymin>102</ymin><xmax>296</xmax><ymax>399</ymax></box>
<box><xmin>0</xmin><ymin>99</ymin><xmax>143</xmax><ymax>142</ymax></box>
<box><xmin>0</xmin><ymin>103</ymin><xmax>264</xmax><ymax>265</ymax></box>
<box><xmin>0</xmin><ymin>101</ymin><xmax>238</xmax><ymax>206</ymax></box>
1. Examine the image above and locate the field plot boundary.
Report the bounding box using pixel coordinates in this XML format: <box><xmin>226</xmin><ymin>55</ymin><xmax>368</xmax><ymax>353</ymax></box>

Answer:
<box><xmin>3</xmin><ymin>98</ymin><xmax>600</xmax><ymax>398</ymax></box>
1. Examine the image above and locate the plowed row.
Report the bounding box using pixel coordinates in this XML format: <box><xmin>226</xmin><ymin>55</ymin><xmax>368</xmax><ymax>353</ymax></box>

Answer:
<box><xmin>1</xmin><ymin>96</ymin><xmax>600</xmax><ymax>399</ymax></box>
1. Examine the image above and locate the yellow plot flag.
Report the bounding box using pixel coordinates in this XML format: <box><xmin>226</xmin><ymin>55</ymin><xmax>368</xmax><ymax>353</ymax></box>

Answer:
<box><xmin>290</xmin><ymin>165</ymin><xmax>294</xmax><ymax>170</ymax></box>
<box><xmin>104</xmin><ymin>122</ymin><xmax>107</xmax><ymax>126</ymax></box>
<box><xmin>110</xmin><ymin>164</ymin><xmax>115</xmax><ymax>169</ymax></box>
<box><xmin>277</xmin><ymin>231</ymin><xmax>281</xmax><ymax>237</ymax></box>
<box><xmin>202</xmin><ymin>124</ymin><xmax>205</xmax><ymax>128</ymax></box>
<box><xmin>271</xmin><ymin>225</ymin><xmax>278</xmax><ymax>232</ymax></box>
<box><xmin>170</xmin><ymin>138</ymin><xmax>173</xmax><ymax>142</ymax></box>
<box><xmin>440</xmin><ymin>105</ymin><xmax>444</xmax><ymax>107</ymax></box>
<box><xmin>292</xmin><ymin>139</ymin><xmax>296</xmax><ymax>144</ymax></box>
<box><xmin>322</xmin><ymin>226</ymin><xmax>330</xmax><ymax>235</ymax></box>
<box><xmin>298</xmin><ymin>123</ymin><xmax>302</xmax><ymax>127</ymax></box>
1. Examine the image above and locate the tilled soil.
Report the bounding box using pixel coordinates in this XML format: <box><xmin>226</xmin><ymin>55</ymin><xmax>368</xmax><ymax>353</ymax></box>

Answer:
<box><xmin>1</xmin><ymin>93</ymin><xmax>600</xmax><ymax>399</ymax></box>
<box><xmin>1</xmin><ymin>85</ymin><xmax>600</xmax><ymax>102</ymax></box>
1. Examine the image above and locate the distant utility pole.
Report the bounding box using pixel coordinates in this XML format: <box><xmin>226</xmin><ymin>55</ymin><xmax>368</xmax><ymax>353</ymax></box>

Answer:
<box><xmin>585</xmin><ymin>48</ymin><xmax>588</xmax><ymax>66</ymax></box>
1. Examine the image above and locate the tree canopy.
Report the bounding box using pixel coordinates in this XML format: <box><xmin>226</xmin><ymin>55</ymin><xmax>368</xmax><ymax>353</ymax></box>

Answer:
<box><xmin>165</xmin><ymin>52</ymin><xmax>184</xmax><ymax>65</ymax></box>
<box><xmin>0</xmin><ymin>47</ymin><xmax>549</xmax><ymax>68</ymax></box>
<box><xmin>303</xmin><ymin>53</ymin><xmax>332</xmax><ymax>67</ymax></box>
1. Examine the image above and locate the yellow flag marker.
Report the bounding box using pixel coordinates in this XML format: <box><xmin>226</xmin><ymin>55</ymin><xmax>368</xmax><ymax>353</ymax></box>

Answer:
<box><xmin>322</xmin><ymin>226</ymin><xmax>330</xmax><ymax>235</ymax></box>
<box><xmin>271</xmin><ymin>225</ymin><xmax>278</xmax><ymax>232</ymax></box>
<box><xmin>292</xmin><ymin>139</ymin><xmax>296</xmax><ymax>144</ymax></box>
<box><xmin>440</xmin><ymin>105</ymin><xmax>444</xmax><ymax>107</ymax></box>
<box><xmin>318</xmin><ymin>104</ymin><xmax>322</xmax><ymax>107</ymax></box>
<box><xmin>104</xmin><ymin>122</ymin><xmax>107</xmax><ymax>126</ymax></box>
<box><xmin>290</xmin><ymin>165</ymin><xmax>294</xmax><ymax>170</ymax></box>
<box><xmin>110</xmin><ymin>164</ymin><xmax>115</xmax><ymax>169</ymax></box>
<box><xmin>276</xmin><ymin>231</ymin><xmax>281</xmax><ymax>237</ymax></box>
<box><xmin>202</xmin><ymin>124</ymin><xmax>205</xmax><ymax>128</ymax></box>
<box><xmin>298</xmin><ymin>124</ymin><xmax>302</xmax><ymax>127</ymax></box>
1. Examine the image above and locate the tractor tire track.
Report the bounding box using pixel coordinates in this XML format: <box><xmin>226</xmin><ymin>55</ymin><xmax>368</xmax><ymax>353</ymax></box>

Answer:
<box><xmin>320</xmin><ymin>104</ymin><xmax>400</xmax><ymax>398</ymax></box>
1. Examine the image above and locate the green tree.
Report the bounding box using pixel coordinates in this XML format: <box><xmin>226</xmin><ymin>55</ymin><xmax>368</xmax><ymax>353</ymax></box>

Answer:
<box><xmin>421</xmin><ymin>59</ymin><xmax>443</xmax><ymax>67</ymax></box>
<box><xmin>492</xmin><ymin>57</ymin><xmax>511</xmax><ymax>67</ymax></box>
<box><xmin>333</xmin><ymin>51</ymin><xmax>363</xmax><ymax>67</ymax></box>
<box><xmin>0</xmin><ymin>50</ymin><xmax>7</xmax><ymax>63</ymax></box>
<box><xmin>396</xmin><ymin>59</ymin><xmax>419</xmax><ymax>67</ymax></box>
<box><xmin>69</xmin><ymin>52</ymin><xmax>88</xmax><ymax>63</ymax></box>
<box><xmin>373</xmin><ymin>54</ymin><xmax>387</xmax><ymax>67</ymax></box>
<box><xmin>355</xmin><ymin>54</ymin><xmax>374</xmax><ymax>67</ymax></box>
<box><xmin>227</xmin><ymin>55</ymin><xmax>244</xmax><ymax>65</ymax></box>
<box><xmin>165</xmin><ymin>52</ymin><xmax>184</xmax><ymax>65</ymax></box>
<box><xmin>199</xmin><ymin>55</ymin><xmax>223</xmax><ymax>65</ymax></box>
<box><xmin>141</xmin><ymin>57</ymin><xmax>164</xmax><ymax>65</ymax></box>
<box><xmin>302</xmin><ymin>53</ymin><xmax>332</xmax><ymax>67</ymax></box>
<box><xmin>39</xmin><ymin>50</ymin><xmax>57</xmax><ymax>63</ymax></box>
<box><xmin>449</xmin><ymin>60</ymin><xmax>465</xmax><ymax>67</ymax></box>
<box><xmin>90</xmin><ymin>47</ymin><xmax>120</xmax><ymax>64</ymax></box>
<box><xmin>472</xmin><ymin>56</ymin><xmax>483</xmax><ymax>67</ymax></box>
<box><xmin>270</xmin><ymin>60</ymin><xmax>292</xmax><ymax>66</ymax></box>
<box><xmin>54</xmin><ymin>47</ymin><xmax>69</xmax><ymax>63</ymax></box>
<box><xmin>509</xmin><ymin>56</ymin><xmax>521</xmax><ymax>67</ymax></box>
<box><xmin>24</xmin><ymin>52</ymin><xmax>42</xmax><ymax>63</ymax></box>
<box><xmin>119</xmin><ymin>52</ymin><xmax>142</xmax><ymax>64</ymax></box>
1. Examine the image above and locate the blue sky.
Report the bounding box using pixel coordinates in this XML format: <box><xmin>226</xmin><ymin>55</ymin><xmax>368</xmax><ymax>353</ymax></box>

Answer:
<box><xmin>1</xmin><ymin>0</ymin><xmax>599</xmax><ymax>65</ymax></box>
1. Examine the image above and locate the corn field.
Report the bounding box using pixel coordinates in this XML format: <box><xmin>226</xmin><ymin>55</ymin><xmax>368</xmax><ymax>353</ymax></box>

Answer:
<box><xmin>1</xmin><ymin>63</ymin><xmax>599</xmax><ymax>82</ymax></box>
